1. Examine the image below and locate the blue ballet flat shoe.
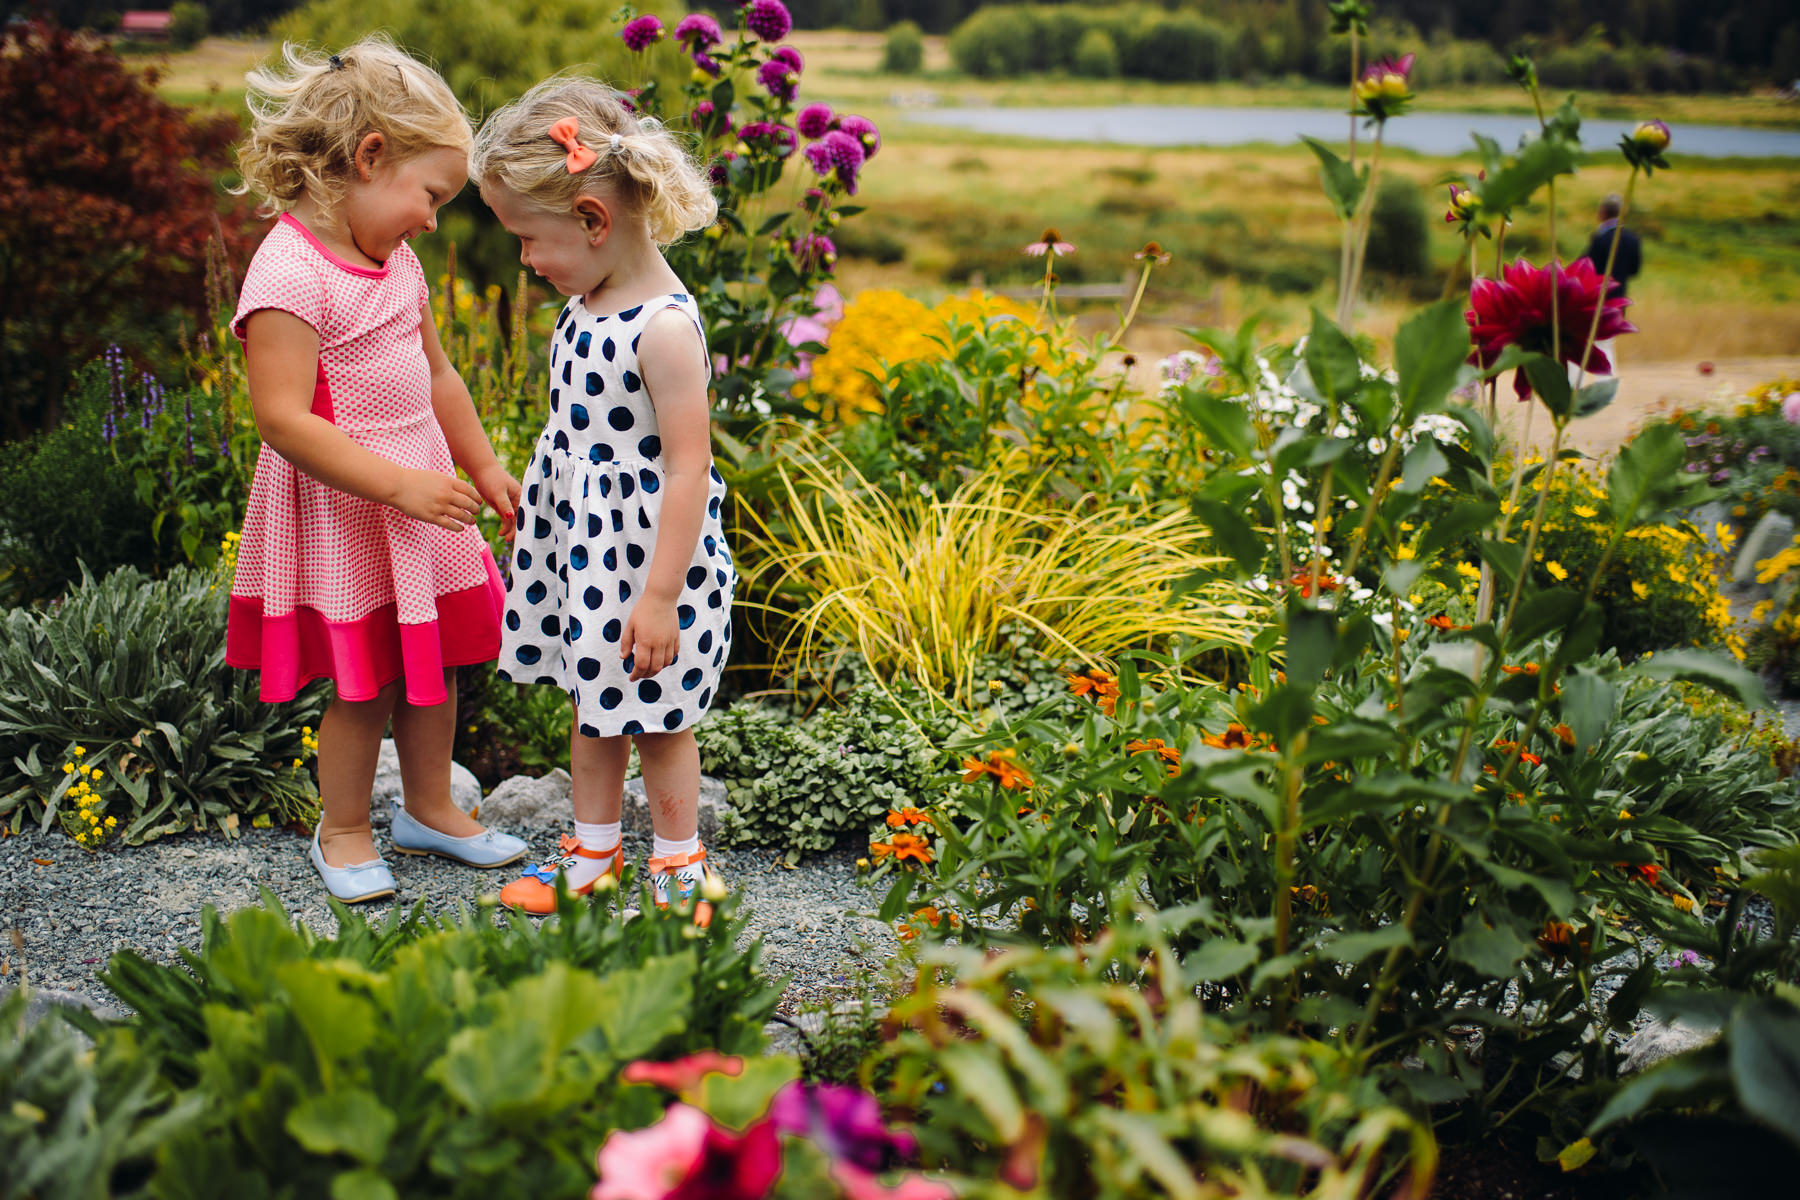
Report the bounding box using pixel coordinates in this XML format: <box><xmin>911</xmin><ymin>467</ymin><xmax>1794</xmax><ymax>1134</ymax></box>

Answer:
<box><xmin>310</xmin><ymin>828</ymin><xmax>396</xmax><ymax>904</ymax></box>
<box><xmin>389</xmin><ymin>803</ymin><xmax>529</xmax><ymax>868</ymax></box>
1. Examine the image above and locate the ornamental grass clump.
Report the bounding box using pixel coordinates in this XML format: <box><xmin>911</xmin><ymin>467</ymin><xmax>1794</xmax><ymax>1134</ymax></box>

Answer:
<box><xmin>736</xmin><ymin>428</ymin><xmax>1262</xmax><ymax>707</ymax></box>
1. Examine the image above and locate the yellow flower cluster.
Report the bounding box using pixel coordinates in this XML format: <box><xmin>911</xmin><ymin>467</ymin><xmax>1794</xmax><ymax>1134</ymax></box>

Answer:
<box><xmin>796</xmin><ymin>289</ymin><xmax>1041</xmax><ymax>423</ymax></box>
<box><xmin>1738</xmin><ymin>376</ymin><xmax>1800</xmax><ymax>419</ymax></box>
<box><xmin>60</xmin><ymin>746</ymin><xmax>117</xmax><ymax>848</ymax></box>
<box><xmin>292</xmin><ymin>724</ymin><xmax>318</xmax><ymax>771</ymax></box>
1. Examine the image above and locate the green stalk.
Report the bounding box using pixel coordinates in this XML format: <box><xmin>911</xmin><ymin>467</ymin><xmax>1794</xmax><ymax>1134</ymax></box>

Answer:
<box><xmin>1340</xmin><ymin>126</ymin><xmax>1387</xmax><ymax>330</ymax></box>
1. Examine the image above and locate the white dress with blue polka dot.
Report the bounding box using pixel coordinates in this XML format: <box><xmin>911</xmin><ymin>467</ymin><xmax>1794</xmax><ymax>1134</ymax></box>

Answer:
<box><xmin>497</xmin><ymin>291</ymin><xmax>734</xmax><ymax>737</ymax></box>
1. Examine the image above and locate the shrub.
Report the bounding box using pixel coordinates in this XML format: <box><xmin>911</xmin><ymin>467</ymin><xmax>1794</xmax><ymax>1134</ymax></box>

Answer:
<box><xmin>947</xmin><ymin>4</ymin><xmax>1039</xmax><ymax>77</ymax></box>
<box><xmin>1121</xmin><ymin>14</ymin><xmax>1229</xmax><ymax>82</ymax></box>
<box><xmin>1070</xmin><ymin>27</ymin><xmax>1119</xmax><ymax>78</ymax></box>
<box><xmin>87</xmin><ymin>886</ymin><xmax>783</xmax><ymax>1196</ymax></box>
<box><xmin>167</xmin><ymin>1</ymin><xmax>208</xmax><ymax>49</ymax></box>
<box><xmin>0</xmin><ymin>564</ymin><xmax>325</xmax><ymax>843</ymax></box>
<box><xmin>1363</xmin><ymin>174</ymin><xmax>1430</xmax><ymax>280</ymax></box>
<box><xmin>881</xmin><ymin>19</ymin><xmax>925</xmax><ymax>73</ymax></box>
<box><xmin>695</xmin><ymin>687</ymin><xmax>947</xmax><ymax>863</ymax></box>
<box><xmin>0</xmin><ymin>19</ymin><xmax>254</xmax><ymax>438</ymax></box>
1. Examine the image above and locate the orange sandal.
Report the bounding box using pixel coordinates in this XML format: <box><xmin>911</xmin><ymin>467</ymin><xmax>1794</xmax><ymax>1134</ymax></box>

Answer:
<box><xmin>647</xmin><ymin>845</ymin><xmax>722</xmax><ymax>927</ymax></box>
<box><xmin>499</xmin><ymin>834</ymin><xmax>623</xmax><ymax>916</ymax></box>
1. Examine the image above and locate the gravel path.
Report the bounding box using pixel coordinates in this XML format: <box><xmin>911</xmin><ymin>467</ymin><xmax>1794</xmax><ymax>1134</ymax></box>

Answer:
<box><xmin>0</xmin><ymin>782</ymin><xmax>899</xmax><ymax>1025</ymax></box>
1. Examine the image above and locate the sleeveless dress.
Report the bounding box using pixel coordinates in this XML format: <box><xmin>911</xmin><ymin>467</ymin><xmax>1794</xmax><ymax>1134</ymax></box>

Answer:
<box><xmin>497</xmin><ymin>291</ymin><xmax>735</xmax><ymax>737</ymax></box>
<box><xmin>226</xmin><ymin>214</ymin><xmax>504</xmax><ymax>707</ymax></box>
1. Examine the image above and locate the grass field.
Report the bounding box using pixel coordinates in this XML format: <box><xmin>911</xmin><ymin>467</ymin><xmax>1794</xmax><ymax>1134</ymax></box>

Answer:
<box><xmin>151</xmin><ymin>33</ymin><xmax>1800</xmax><ymax>361</ymax></box>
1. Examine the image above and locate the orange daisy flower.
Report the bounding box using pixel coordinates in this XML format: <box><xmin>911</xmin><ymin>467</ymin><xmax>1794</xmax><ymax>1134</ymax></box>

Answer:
<box><xmin>1552</xmin><ymin>723</ymin><xmax>1576</xmax><ymax>747</ymax></box>
<box><xmin>962</xmin><ymin>750</ymin><xmax>1032</xmax><ymax>791</ymax></box>
<box><xmin>1618</xmin><ymin>861</ymin><xmax>1661</xmax><ymax>887</ymax></box>
<box><xmin>886</xmin><ymin>807</ymin><xmax>930</xmax><ymax>827</ymax></box>
<box><xmin>1068</xmin><ymin>668</ymin><xmax>1120</xmax><ymax>716</ymax></box>
<box><xmin>1288</xmin><ymin>569</ymin><xmax>1340</xmax><ymax>598</ymax></box>
<box><xmin>1536</xmin><ymin>919</ymin><xmax>1588</xmax><ymax>963</ymax></box>
<box><xmin>1125</xmin><ymin>737</ymin><xmax>1182</xmax><ymax>776</ymax></box>
<box><xmin>1501</xmin><ymin>662</ymin><xmax>1541</xmax><ymax>676</ymax></box>
<box><xmin>1200</xmin><ymin>723</ymin><xmax>1268</xmax><ymax>751</ymax></box>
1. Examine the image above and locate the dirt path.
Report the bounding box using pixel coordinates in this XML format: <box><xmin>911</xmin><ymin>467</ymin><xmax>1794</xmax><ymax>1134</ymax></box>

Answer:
<box><xmin>1492</xmin><ymin>356</ymin><xmax>1800</xmax><ymax>460</ymax></box>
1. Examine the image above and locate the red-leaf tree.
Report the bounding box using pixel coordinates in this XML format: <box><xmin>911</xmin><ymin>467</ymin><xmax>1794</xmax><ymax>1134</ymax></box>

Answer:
<box><xmin>0</xmin><ymin>20</ymin><xmax>257</xmax><ymax>437</ymax></box>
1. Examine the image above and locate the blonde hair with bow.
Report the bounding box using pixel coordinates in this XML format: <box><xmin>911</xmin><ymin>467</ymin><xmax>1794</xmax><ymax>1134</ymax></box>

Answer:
<box><xmin>471</xmin><ymin>76</ymin><xmax>716</xmax><ymax>246</ymax></box>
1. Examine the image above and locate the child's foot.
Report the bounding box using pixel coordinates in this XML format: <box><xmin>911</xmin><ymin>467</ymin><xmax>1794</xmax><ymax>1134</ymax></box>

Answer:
<box><xmin>499</xmin><ymin>834</ymin><xmax>622</xmax><ymax>915</ymax></box>
<box><xmin>389</xmin><ymin>803</ymin><xmax>527</xmax><ymax>868</ymax></box>
<box><xmin>647</xmin><ymin>844</ymin><xmax>721</xmax><ymax>927</ymax></box>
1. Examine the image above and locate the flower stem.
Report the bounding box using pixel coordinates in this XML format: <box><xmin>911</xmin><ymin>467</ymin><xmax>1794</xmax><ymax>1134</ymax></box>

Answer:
<box><xmin>1338</xmin><ymin>127</ymin><xmax>1386</xmax><ymax>330</ymax></box>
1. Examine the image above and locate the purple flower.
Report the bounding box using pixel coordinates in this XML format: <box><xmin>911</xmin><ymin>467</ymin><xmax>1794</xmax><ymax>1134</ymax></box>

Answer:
<box><xmin>771</xmin><ymin>45</ymin><xmax>804</xmax><ymax>73</ymax></box>
<box><xmin>621</xmin><ymin>15</ymin><xmax>665</xmax><ymax>52</ymax></box>
<box><xmin>739</xmin><ymin>120</ymin><xmax>797</xmax><ymax>158</ymax></box>
<box><xmin>692</xmin><ymin>51</ymin><xmax>722</xmax><ymax>76</ymax></box>
<box><xmin>756</xmin><ymin>58</ymin><xmax>800</xmax><ymax>101</ymax></box>
<box><xmin>769</xmin><ymin>1082</ymin><xmax>916</xmax><ymax>1173</ymax></box>
<box><xmin>836</xmin><ymin>114</ymin><xmax>879</xmax><ymax>158</ymax></box>
<box><xmin>804</xmin><ymin>129</ymin><xmax>865</xmax><ymax>193</ymax></box>
<box><xmin>675</xmin><ymin>13</ymin><xmax>722</xmax><ymax>48</ymax></box>
<box><xmin>1710</xmin><ymin>469</ymin><xmax>1731</xmax><ymax>483</ymax></box>
<box><xmin>709</xmin><ymin>151</ymin><xmax>739</xmax><ymax>188</ymax></box>
<box><xmin>791</xmin><ymin>233</ymin><xmax>837</xmax><ymax>271</ymax></box>
<box><xmin>689</xmin><ymin>100</ymin><xmax>732</xmax><ymax>135</ymax></box>
<box><xmin>743</xmin><ymin>0</ymin><xmax>792</xmax><ymax>43</ymax></box>
<box><xmin>183</xmin><ymin>394</ymin><xmax>195</xmax><ymax>466</ymax></box>
<box><xmin>796</xmin><ymin>103</ymin><xmax>834</xmax><ymax>139</ymax></box>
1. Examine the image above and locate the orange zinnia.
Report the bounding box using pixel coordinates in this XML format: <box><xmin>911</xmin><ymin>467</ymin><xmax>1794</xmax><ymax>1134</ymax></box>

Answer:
<box><xmin>888</xmin><ymin>833</ymin><xmax>934</xmax><ymax>864</ymax></box>
<box><xmin>1125</xmin><ymin>737</ymin><xmax>1182</xmax><ymax>776</ymax></box>
<box><xmin>1068</xmin><ymin>668</ymin><xmax>1120</xmax><ymax>716</ymax></box>
<box><xmin>963</xmin><ymin>750</ymin><xmax>1032</xmax><ymax>791</ymax></box>
<box><xmin>1537</xmin><ymin>919</ymin><xmax>1587</xmax><ymax>963</ymax></box>
<box><xmin>1552</xmin><ymin>723</ymin><xmax>1576</xmax><ymax>747</ymax></box>
<box><xmin>1201</xmin><ymin>723</ymin><xmax>1267</xmax><ymax>751</ymax></box>
<box><xmin>1618</xmin><ymin>861</ymin><xmax>1661</xmax><ymax>887</ymax></box>
<box><xmin>1288</xmin><ymin>569</ymin><xmax>1340</xmax><ymax>598</ymax></box>
<box><xmin>886</xmin><ymin>806</ymin><xmax>930</xmax><ymax>827</ymax></box>
<box><xmin>1501</xmin><ymin>662</ymin><xmax>1541</xmax><ymax>675</ymax></box>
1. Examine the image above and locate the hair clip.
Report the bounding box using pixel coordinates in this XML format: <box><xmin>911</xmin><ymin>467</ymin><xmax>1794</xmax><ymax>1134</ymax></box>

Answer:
<box><xmin>609</xmin><ymin>133</ymin><xmax>623</xmax><ymax>154</ymax></box>
<box><xmin>547</xmin><ymin>117</ymin><xmax>597</xmax><ymax>173</ymax></box>
<box><xmin>328</xmin><ymin>55</ymin><xmax>345</xmax><ymax>71</ymax></box>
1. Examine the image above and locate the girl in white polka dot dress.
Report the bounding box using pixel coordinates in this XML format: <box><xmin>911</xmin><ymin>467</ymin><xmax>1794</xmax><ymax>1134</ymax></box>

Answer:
<box><xmin>228</xmin><ymin>38</ymin><xmax>530</xmax><ymax>903</ymax></box>
<box><xmin>473</xmin><ymin>78</ymin><xmax>730</xmax><ymax>919</ymax></box>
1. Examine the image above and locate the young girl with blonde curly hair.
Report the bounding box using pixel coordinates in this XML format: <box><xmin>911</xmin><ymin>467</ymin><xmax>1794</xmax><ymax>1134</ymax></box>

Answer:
<box><xmin>229</xmin><ymin>37</ymin><xmax>528</xmax><ymax>902</ymax></box>
<box><xmin>470</xmin><ymin>77</ymin><xmax>729</xmax><ymax>919</ymax></box>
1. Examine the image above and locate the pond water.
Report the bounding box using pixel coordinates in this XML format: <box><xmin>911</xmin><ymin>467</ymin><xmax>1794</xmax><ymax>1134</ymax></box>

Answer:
<box><xmin>909</xmin><ymin>105</ymin><xmax>1800</xmax><ymax>159</ymax></box>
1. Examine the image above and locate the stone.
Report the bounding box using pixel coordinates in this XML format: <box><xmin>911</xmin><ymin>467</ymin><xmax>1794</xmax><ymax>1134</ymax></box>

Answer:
<box><xmin>479</xmin><ymin>769</ymin><xmax>573</xmax><ymax>830</ymax></box>
<box><xmin>1732</xmin><ymin>511</ymin><xmax>1796</xmax><ymax>586</ymax></box>
<box><xmin>1621</xmin><ymin>1017</ymin><xmax>1720</xmax><ymax>1074</ymax></box>
<box><xmin>8</xmin><ymin>987</ymin><xmax>126</xmax><ymax>1046</ymax></box>
<box><xmin>374</xmin><ymin>738</ymin><xmax>483</xmax><ymax>815</ymax></box>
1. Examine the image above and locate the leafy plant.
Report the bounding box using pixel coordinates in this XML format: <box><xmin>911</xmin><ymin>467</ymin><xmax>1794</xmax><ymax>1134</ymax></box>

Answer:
<box><xmin>0</xmin><ymin>564</ymin><xmax>324</xmax><ymax>843</ymax></box>
<box><xmin>696</xmin><ymin>687</ymin><xmax>948</xmax><ymax>864</ymax></box>
<box><xmin>95</xmin><ymin>884</ymin><xmax>783</xmax><ymax>1197</ymax></box>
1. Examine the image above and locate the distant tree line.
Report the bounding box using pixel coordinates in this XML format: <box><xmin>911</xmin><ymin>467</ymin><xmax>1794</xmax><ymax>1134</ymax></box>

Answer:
<box><xmin>1</xmin><ymin>1</ymin><xmax>304</xmax><ymax>34</ymax></box>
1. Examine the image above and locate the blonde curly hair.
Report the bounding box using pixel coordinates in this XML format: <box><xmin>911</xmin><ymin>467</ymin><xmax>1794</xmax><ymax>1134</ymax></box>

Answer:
<box><xmin>471</xmin><ymin>76</ymin><xmax>716</xmax><ymax>246</ymax></box>
<box><xmin>233</xmin><ymin>36</ymin><xmax>472</xmax><ymax>218</ymax></box>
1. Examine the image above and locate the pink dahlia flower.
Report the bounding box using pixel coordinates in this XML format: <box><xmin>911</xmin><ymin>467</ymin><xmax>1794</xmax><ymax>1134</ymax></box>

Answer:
<box><xmin>674</xmin><ymin>13</ymin><xmax>722</xmax><ymax>48</ymax></box>
<box><xmin>1465</xmin><ymin>257</ymin><xmax>1638</xmax><ymax>399</ymax></box>
<box><xmin>771</xmin><ymin>45</ymin><xmax>804</xmax><ymax>73</ymax></box>
<box><xmin>796</xmin><ymin>103</ymin><xmax>835</xmax><ymax>139</ymax></box>
<box><xmin>620</xmin><ymin>15</ymin><xmax>664</xmax><ymax>52</ymax></box>
<box><xmin>756</xmin><ymin>58</ymin><xmax>800</xmax><ymax>101</ymax></box>
<box><xmin>836</xmin><ymin>114</ymin><xmax>880</xmax><ymax>158</ymax></box>
<box><xmin>744</xmin><ymin>0</ymin><xmax>792</xmax><ymax>44</ymax></box>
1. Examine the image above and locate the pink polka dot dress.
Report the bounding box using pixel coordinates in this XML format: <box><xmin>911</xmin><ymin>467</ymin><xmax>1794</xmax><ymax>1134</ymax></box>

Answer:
<box><xmin>225</xmin><ymin>214</ymin><xmax>503</xmax><ymax>707</ymax></box>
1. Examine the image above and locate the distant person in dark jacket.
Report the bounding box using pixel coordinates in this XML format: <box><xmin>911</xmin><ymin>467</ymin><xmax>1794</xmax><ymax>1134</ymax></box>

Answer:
<box><xmin>1580</xmin><ymin>193</ymin><xmax>1641</xmax><ymax>298</ymax></box>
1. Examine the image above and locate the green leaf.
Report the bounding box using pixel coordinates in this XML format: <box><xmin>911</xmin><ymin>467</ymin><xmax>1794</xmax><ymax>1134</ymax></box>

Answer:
<box><xmin>1284</xmin><ymin>606</ymin><xmax>1337</xmax><ymax>689</ymax></box>
<box><xmin>938</xmin><ymin>1044</ymin><xmax>1025</xmax><ymax>1141</ymax></box>
<box><xmin>1304</xmin><ymin>309</ymin><xmax>1362</xmax><ymax>407</ymax></box>
<box><xmin>330</xmin><ymin>1169</ymin><xmax>398</xmax><ymax>1200</ymax></box>
<box><xmin>1608</xmin><ymin>424</ymin><xmax>1689</xmax><ymax>525</ymax></box>
<box><xmin>1397</xmin><ymin>438</ymin><xmax>1449</xmax><ymax>495</ymax></box>
<box><xmin>1559</xmin><ymin>671</ymin><xmax>1615</xmax><ymax>754</ymax></box>
<box><xmin>286</xmin><ymin>1090</ymin><xmax>396</xmax><ymax>1166</ymax></box>
<box><xmin>1393</xmin><ymin>300</ymin><xmax>1473</xmax><ymax>421</ymax></box>
<box><xmin>1318</xmin><ymin>926</ymin><xmax>1411</xmax><ymax>965</ymax></box>
<box><xmin>1191</xmin><ymin>499</ymin><xmax>1264</xmax><ymax>576</ymax></box>
<box><xmin>1507</xmin><ymin>588</ymin><xmax>1583</xmax><ymax>648</ymax></box>
<box><xmin>1523</xmin><ymin>356</ymin><xmax>1573</xmax><ymax>420</ymax></box>
<box><xmin>1418</xmin><ymin>500</ymin><xmax>1501</xmax><ymax>560</ymax></box>
<box><xmin>1180</xmin><ymin>393</ymin><xmax>1259</xmax><ymax>460</ymax></box>
<box><xmin>1184</xmin><ymin>938</ymin><xmax>1261</xmax><ymax>981</ymax></box>
<box><xmin>1588</xmin><ymin>1052</ymin><xmax>1725</xmax><ymax>1134</ymax></box>
<box><xmin>1633</xmin><ymin>649</ymin><xmax>1770</xmax><ymax>710</ymax></box>
<box><xmin>1474</xmin><ymin>132</ymin><xmax>1580</xmax><ymax>216</ymax></box>
<box><xmin>1573</xmin><ymin>377</ymin><xmax>1618</xmax><ymax>418</ymax></box>
<box><xmin>1300</xmin><ymin>136</ymin><xmax>1367</xmax><ymax>222</ymax></box>
<box><xmin>1449</xmin><ymin>919</ymin><xmax>1532</xmax><ymax>977</ymax></box>
<box><xmin>1730</xmin><ymin>1000</ymin><xmax>1800</xmax><ymax>1148</ymax></box>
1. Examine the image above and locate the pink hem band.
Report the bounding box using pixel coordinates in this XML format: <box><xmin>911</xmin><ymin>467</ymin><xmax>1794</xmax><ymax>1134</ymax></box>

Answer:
<box><xmin>226</xmin><ymin>554</ymin><xmax>505</xmax><ymax>706</ymax></box>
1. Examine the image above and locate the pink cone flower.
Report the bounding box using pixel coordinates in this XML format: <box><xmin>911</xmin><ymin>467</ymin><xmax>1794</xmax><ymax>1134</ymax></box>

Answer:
<box><xmin>1465</xmin><ymin>257</ymin><xmax>1638</xmax><ymax>400</ymax></box>
<box><xmin>1024</xmin><ymin>228</ymin><xmax>1075</xmax><ymax>257</ymax></box>
<box><xmin>620</xmin><ymin>15</ymin><xmax>665</xmax><ymax>52</ymax></box>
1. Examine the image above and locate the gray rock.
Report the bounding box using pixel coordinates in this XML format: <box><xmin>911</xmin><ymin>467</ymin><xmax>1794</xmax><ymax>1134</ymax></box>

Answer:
<box><xmin>1621</xmin><ymin>1017</ymin><xmax>1720</xmax><ymax>1074</ymax></box>
<box><xmin>10</xmin><ymin>987</ymin><xmax>125</xmax><ymax>1043</ymax></box>
<box><xmin>373</xmin><ymin>738</ymin><xmax>483</xmax><ymax>815</ymax></box>
<box><xmin>479</xmin><ymin>768</ymin><xmax>573</xmax><ymax>830</ymax></box>
<box><xmin>1732</xmin><ymin>511</ymin><xmax>1796</xmax><ymax>586</ymax></box>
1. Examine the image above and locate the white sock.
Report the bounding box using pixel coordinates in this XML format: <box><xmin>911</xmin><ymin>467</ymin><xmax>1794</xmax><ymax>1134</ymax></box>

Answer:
<box><xmin>652</xmin><ymin>833</ymin><xmax>704</xmax><ymax>882</ymax></box>
<box><xmin>575</xmin><ymin>820</ymin><xmax>621</xmax><ymax>852</ymax></box>
<box><xmin>558</xmin><ymin>820</ymin><xmax>621</xmax><ymax>890</ymax></box>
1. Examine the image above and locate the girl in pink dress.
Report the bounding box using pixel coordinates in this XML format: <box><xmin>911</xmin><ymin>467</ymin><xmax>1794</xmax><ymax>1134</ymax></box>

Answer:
<box><xmin>227</xmin><ymin>38</ymin><xmax>528</xmax><ymax>902</ymax></box>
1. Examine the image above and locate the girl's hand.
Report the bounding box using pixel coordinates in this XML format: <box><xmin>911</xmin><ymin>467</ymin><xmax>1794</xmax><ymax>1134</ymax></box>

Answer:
<box><xmin>471</xmin><ymin>464</ymin><xmax>524</xmax><ymax>540</ymax></box>
<box><xmin>390</xmin><ymin>468</ymin><xmax>483</xmax><ymax>530</ymax></box>
<box><xmin>620</xmin><ymin>602</ymin><xmax>680</xmax><ymax>681</ymax></box>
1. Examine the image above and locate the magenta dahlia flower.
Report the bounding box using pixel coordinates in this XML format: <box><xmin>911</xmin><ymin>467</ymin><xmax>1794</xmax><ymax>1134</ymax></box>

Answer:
<box><xmin>1465</xmin><ymin>257</ymin><xmax>1638</xmax><ymax>399</ymax></box>
<box><xmin>836</xmin><ymin>113</ymin><xmax>879</xmax><ymax>158</ymax></box>
<box><xmin>708</xmin><ymin>151</ymin><xmax>738</xmax><ymax>188</ymax></box>
<box><xmin>790</xmin><ymin>233</ymin><xmax>838</xmax><ymax>272</ymax></box>
<box><xmin>772</xmin><ymin>45</ymin><xmax>804</xmax><ymax>73</ymax></box>
<box><xmin>692</xmin><ymin>51</ymin><xmax>722</xmax><ymax>76</ymax></box>
<box><xmin>744</xmin><ymin>0</ymin><xmax>793</xmax><ymax>44</ymax></box>
<box><xmin>804</xmin><ymin>128</ymin><xmax>865</xmax><ymax>192</ymax></box>
<box><xmin>739</xmin><ymin>120</ymin><xmax>797</xmax><ymax>157</ymax></box>
<box><xmin>756</xmin><ymin>58</ymin><xmax>800</xmax><ymax>101</ymax></box>
<box><xmin>796</xmin><ymin>103</ymin><xmax>834</xmax><ymax>139</ymax></box>
<box><xmin>620</xmin><ymin>14</ymin><xmax>665</xmax><ymax>52</ymax></box>
<box><xmin>674</xmin><ymin>13</ymin><xmax>722</xmax><ymax>48</ymax></box>
<box><xmin>1354</xmin><ymin>51</ymin><xmax>1414</xmax><ymax>122</ymax></box>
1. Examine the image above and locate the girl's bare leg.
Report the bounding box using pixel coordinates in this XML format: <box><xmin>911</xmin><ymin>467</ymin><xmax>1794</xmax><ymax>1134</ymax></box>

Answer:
<box><xmin>633</xmin><ymin>729</ymin><xmax>700</xmax><ymax>842</ymax></box>
<box><xmin>570</xmin><ymin>719</ymin><xmax>630</xmax><ymax>826</ymax></box>
<box><xmin>391</xmin><ymin>668</ymin><xmax>484</xmax><ymax>839</ymax></box>
<box><xmin>315</xmin><ymin>679</ymin><xmax>400</xmax><ymax>866</ymax></box>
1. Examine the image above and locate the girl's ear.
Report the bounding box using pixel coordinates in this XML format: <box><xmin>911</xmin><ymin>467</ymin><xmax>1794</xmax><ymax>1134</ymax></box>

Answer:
<box><xmin>354</xmin><ymin>132</ymin><xmax>387</xmax><ymax>181</ymax></box>
<box><xmin>573</xmin><ymin>195</ymin><xmax>612</xmax><ymax>245</ymax></box>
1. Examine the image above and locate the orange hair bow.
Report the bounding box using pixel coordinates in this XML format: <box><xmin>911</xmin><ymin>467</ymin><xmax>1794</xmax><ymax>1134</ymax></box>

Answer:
<box><xmin>547</xmin><ymin>117</ymin><xmax>597</xmax><ymax>173</ymax></box>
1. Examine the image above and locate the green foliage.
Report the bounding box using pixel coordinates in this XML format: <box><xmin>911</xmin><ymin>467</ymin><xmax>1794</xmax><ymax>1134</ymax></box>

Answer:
<box><xmin>453</xmin><ymin>663</ymin><xmax>572</xmax><ymax>788</ymax></box>
<box><xmin>0</xmin><ymin>564</ymin><xmax>324</xmax><ymax>843</ymax></box>
<box><xmin>273</xmin><ymin>0</ymin><xmax>683</xmax><ymax>114</ymax></box>
<box><xmin>881</xmin><ymin>19</ymin><xmax>925</xmax><ymax>73</ymax></box>
<box><xmin>30</xmin><ymin>885</ymin><xmax>782</xmax><ymax>1197</ymax></box>
<box><xmin>167</xmin><ymin>1</ymin><xmax>208</xmax><ymax>49</ymax></box>
<box><xmin>875</xmin><ymin>913</ymin><xmax>1437</xmax><ymax>1198</ymax></box>
<box><xmin>696</xmin><ymin>687</ymin><xmax>948</xmax><ymax>863</ymax></box>
<box><xmin>1362</xmin><ymin>174</ymin><xmax>1429</xmax><ymax>280</ymax></box>
<box><xmin>1069</xmin><ymin>26</ymin><xmax>1118</xmax><ymax>78</ymax></box>
<box><xmin>0</xmin><ymin>990</ymin><xmax>203</xmax><ymax>1200</ymax></box>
